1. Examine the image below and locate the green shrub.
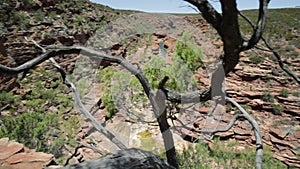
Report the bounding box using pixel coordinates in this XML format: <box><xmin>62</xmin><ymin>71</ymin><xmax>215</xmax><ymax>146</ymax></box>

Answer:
<box><xmin>249</xmin><ymin>53</ymin><xmax>264</xmax><ymax>64</ymax></box>
<box><xmin>292</xmin><ymin>91</ymin><xmax>300</xmax><ymax>97</ymax></box>
<box><xmin>101</xmin><ymin>94</ymin><xmax>118</xmax><ymax>119</ymax></box>
<box><xmin>98</xmin><ymin>66</ymin><xmax>119</xmax><ymax>119</ymax></box>
<box><xmin>1</xmin><ymin>68</ymin><xmax>77</xmax><ymax>157</ymax></box>
<box><xmin>100</xmin><ymin>55</ymin><xmax>198</xmax><ymax>119</ymax></box>
<box><xmin>178</xmin><ymin>138</ymin><xmax>286</xmax><ymax>168</ymax></box>
<box><xmin>142</xmin><ymin>55</ymin><xmax>168</xmax><ymax>89</ymax></box>
<box><xmin>19</xmin><ymin>0</ymin><xmax>38</xmax><ymax>9</ymax></box>
<box><xmin>175</xmin><ymin>32</ymin><xmax>204</xmax><ymax>72</ymax></box>
<box><xmin>21</xmin><ymin>69</ymin><xmax>73</xmax><ymax>113</ymax></box>
<box><xmin>279</xmin><ymin>88</ymin><xmax>289</xmax><ymax>98</ymax></box>
<box><xmin>272</xmin><ymin>104</ymin><xmax>284</xmax><ymax>115</ymax></box>
<box><xmin>178</xmin><ymin>142</ymin><xmax>211</xmax><ymax>169</ymax></box>
<box><xmin>59</xmin><ymin>115</ymin><xmax>81</xmax><ymax>139</ymax></box>
<box><xmin>13</xmin><ymin>11</ymin><xmax>30</xmax><ymax>31</ymax></box>
<box><xmin>262</xmin><ymin>90</ymin><xmax>275</xmax><ymax>103</ymax></box>
<box><xmin>0</xmin><ymin>91</ymin><xmax>16</xmax><ymax>107</ymax></box>
<box><xmin>263</xmin><ymin>146</ymin><xmax>287</xmax><ymax>169</ymax></box>
<box><xmin>226</xmin><ymin>103</ymin><xmax>233</xmax><ymax>112</ymax></box>
<box><xmin>32</xmin><ymin>9</ymin><xmax>45</xmax><ymax>22</ymax></box>
<box><xmin>142</xmin><ymin>55</ymin><xmax>196</xmax><ymax>91</ymax></box>
<box><xmin>0</xmin><ymin>112</ymin><xmax>62</xmax><ymax>153</ymax></box>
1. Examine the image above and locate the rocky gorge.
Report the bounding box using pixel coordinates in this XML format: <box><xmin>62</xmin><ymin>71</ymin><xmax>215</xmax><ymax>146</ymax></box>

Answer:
<box><xmin>0</xmin><ymin>0</ymin><xmax>299</xmax><ymax>168</ymax></box>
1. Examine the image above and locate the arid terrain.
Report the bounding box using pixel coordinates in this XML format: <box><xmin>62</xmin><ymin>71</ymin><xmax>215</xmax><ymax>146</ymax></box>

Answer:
<box><xmin>0</xmin><ymin>0</ymin><xmax>299</xmax><ymax>168</ymax></box>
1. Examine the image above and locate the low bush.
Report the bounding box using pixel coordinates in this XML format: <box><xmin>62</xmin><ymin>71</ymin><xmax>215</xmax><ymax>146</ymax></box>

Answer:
<box><xmin>178</xmin><ymin>138</ymin><xmax>286</xmax><ymax>168</ymax></box>
<box><xmin>279</xmin><ymin>88</ymin><xmax>289</xmax><ymax>98</ymax></box>
<box><xmin>0</xmin><ymin>112</ymin><xmax>62</xmax><ymax>153</ymax></box>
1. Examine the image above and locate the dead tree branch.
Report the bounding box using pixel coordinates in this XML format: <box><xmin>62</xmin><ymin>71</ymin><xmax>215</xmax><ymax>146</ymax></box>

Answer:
<box><xmin>163</xmin><ymin>0</ymin><xmax>274</xmax><ymax>106</ymax></box>
<box><xmin>0</xmin><ymin>45</ymin><xmax>178</xmax><ymax>168</ymax></box>
<box><xmin>48</xmin><ymin>54</ymin><xmax>127</xmax><ymax>150</ymax></box>
<box><xmin>260</xmin><ymin>37</ymin><xmax>300</xmax><ymax>84</ymax></box>
<box><xmin>226</xmin><ymin>97</ymin><xmax>263</xmax><ymax>169</ymax></box>
<box><xmin>64</xmin><ymin>145</ymin><xmax>85</xmax><ymax>166</ymax></box>
<box><xmin>170</xmin><ymin>96</ymin><xmax>263</xmax><ymax>169</ymax></box>
<box><xmin>184</xmin><ymin>0</ymin><xmax>222</xmax><ymax>34</ymax></box>
<box><xmin>185</xmin><ymin>0</ymin><xmax>269</xmax><ymax>75</ymax></box>
<box><xmin>173</xmin><ymin>114</ymin><xmax>245</xmax><ymax>135</ymax></box>
<box><xmin>162</xmin><ymin>87</ymin><xmax>211</xmax><ymax>103</ymax></box>
<box><xmin>239</xmin><ymin>11</ymin><xmax>300</xmax><ymax>84</ymax></box>
<box><xmin>63</xmin><ymin>141</ymin><xmax>104</xmax><ymax>166</ymax></box>
<box><xmin>241</xmin><ymin>0</ymin><xmax>270</xmax><ymax>50</ymax></box>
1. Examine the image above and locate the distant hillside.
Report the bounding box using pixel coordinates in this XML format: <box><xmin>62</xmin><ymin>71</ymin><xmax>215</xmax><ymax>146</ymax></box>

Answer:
<box><xmin>239</xmin><ymin>8</ymin><xmax>299</xmax><ymax>48</ymax></box>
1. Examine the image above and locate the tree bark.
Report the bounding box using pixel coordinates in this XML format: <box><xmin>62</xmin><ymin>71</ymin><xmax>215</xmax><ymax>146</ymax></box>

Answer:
<box><xmin>60</xmin><ymin>148</ymin><xmax>175</xmax><ymax>169</ymax></box>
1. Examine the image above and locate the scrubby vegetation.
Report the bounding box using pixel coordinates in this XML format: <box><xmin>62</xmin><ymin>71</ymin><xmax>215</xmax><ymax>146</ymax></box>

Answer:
<box><xmin>239</xmin><ymin>8</ymin><xmax>300</xmax><ymax>62</ymax></box>
<box><xmin>0</xmin><ymin>1</ymin><xmax>299</xmax><ymax>167</ymax></box>
<box><xmin>96</xmin><ymin>33</ymin><xmax>202</xmax><ymax>119</ymax></box>
<box><xmin>0</xmin><ymin>69</ymin><xmax>80</xmax><ymax>158</ymax></box>
<box><xmin>178</xmin><ymin>138</ymin><xmax>286</xmax><ymax>169</ymax></box>
<box><xmin>175</xmin><ymin>32</ymin><xmax>204</xmax><ymax>72</ymax></box>
<box><xmin>0</xmin><ymin>111</ymin><xmax>60</xmax><ymax>152</ymax></box>
<box><xmin>0</xmin><ymin>0</ymin><xmax>118</xmax><ymax>37</ymax></box>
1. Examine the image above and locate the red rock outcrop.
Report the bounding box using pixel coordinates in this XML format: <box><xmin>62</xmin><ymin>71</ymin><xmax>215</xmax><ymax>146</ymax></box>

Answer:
<box><xmin>0</xmin><ymin>138</ymin><xmax>56</xmax><ymax>169</ymax></box>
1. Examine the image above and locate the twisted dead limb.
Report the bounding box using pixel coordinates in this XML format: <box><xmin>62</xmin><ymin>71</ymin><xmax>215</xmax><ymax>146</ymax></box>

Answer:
<box><xmin>64</xmin><ymin>144</ymin><xmax>85</xmax><ymax>166</ymax></box>
<box><xmin>0</xmin><ymin>44</ymin><xmax>264</xmax><ymax>169</ymax></box>
<box><xmin>63</xmin><ymin>141</ymin><xmax>105</xmax><ymax>166</ymax></box>
<box><xmin>238</xmin><ymin>11</ymin><xmax>300</xmax><ymax>85</ymax></box>
<box><xmin>226</xmin><ymin>97</ymin><xmax>263</xmax><ymax>169</ymax></box>
<box><xmin>50</xmin><ymin>57</ymin><xmax>127</xmax><ymax>150</ymax></box>
<box><xmin>156</xmin><ymin>76</ymin><xmax>178</xmax><ymax>168</ymax></box>
<box><xmin>170</xmin><ymin>96</ymin><xmax>263</xmax><ymax>169</ymax></box>
<box><xmin>30</xmin><ymin>42</ymin><xmax>128</xmax><ymax>150</ymax></box>
<box><xmin>0</xmin><ymin>45</ymin><xmax>178</xmax><ymax>168</ymax></box>
<box><xmin>1</xmin><ymin>46</ymin><xmax>261</xmax><ymax>169</ymax></box>
<box><xmin>185</xmin><ymin>0</ymin><xmax>270</xmax><ymax>75</ymax></box>
<box><xmin>172</xmin><ymin>114</ymin><xmax>245</xmax><ymax>135</ymax></box>
<box><xmin>162</xmin><ymin>87</ymin><xmax>211</xmax><ymax>104</ymax></box>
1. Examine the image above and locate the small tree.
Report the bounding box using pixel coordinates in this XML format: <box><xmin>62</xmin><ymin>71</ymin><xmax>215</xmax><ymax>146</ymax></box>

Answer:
<box><xmin>0</xmin><ymin>0</ymin><xmax>299</xmax><ymax>169</ymax></box>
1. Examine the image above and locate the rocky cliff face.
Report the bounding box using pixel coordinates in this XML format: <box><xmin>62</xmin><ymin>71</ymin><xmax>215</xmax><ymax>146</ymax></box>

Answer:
<box><xmin>0</xmin><ymin>0</ymin><xmax>118</xmax><ymax>89</ymax></box>
<box><xmin>0</xmin><ymin>0</ymin><xmax>299</xmax><ymax>168</ymax></box>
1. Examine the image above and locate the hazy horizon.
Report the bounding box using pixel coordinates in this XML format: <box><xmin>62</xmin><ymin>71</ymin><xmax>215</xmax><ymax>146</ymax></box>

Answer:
<box><xmin>90</xmin><ymin>0</ymin><xmax>300</xmax><ymax>13</ymax></box>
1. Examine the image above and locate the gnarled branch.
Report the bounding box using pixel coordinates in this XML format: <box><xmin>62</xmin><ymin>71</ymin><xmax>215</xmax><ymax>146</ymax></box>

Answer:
<box><xmin>49</xmin><ymin>53</ymin><xmax>127</xmax><ymax>150</ymax></box>
<box><xmin>241</xmin><ymin>0</ymin><xmax>270</xmax><ymax>51</ymax></box>
<box><xmin>162</xmin><ymin>87</ymin><xmax>211</xmax><ymax>103</ymax></box>
<box><xmin>0</xmin><ymin>45</ymin><xmax>178</xmax><ymax>168</ymax></box>
<box><xmin>184</xmin><ymin>0</ymin><xmax>222</xmax><ymax>33</ymax></box>
<box><xmin>239</xmin><ymin>11</ymin><xmax>300</xmax><ymax>84</ymax></box>
<box><xmin>170</xmin><ymin>96</ymin><xmax>263</xmax><ymax>169</ymax></box>
<box><xmin>226</xmin><ymin>97</ymin><xmax>263</xmax><ymax>169</ymax></box>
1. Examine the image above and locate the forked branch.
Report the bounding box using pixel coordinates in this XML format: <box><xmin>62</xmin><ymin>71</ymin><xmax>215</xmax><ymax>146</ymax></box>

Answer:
<box><xmin>0</xmin><ymin>45</ymin><xmax>178</xmax><ymax>168</ymax></box>
<box><xmin>241</xmin><ymin>0</ymin><xmax>270</xmax><ymax>50</ymax></box>
<box><xmin>170</xmin><ymin>97</ymin><xmax>263</xmax><ymax>169</ymax></box>
<box><xmin>226</xmin><ymin>97</ymin><xmax>263</xmax><ymax>169</ymax></box>
<box><xmin>239</xmin><ymin>11</ymin><xmax>300</xmax><ymax>84</ymax></box>
<box><xmin>184</xmin><ymin>0</ymin><xmax>222</xmax><ymax>33</ymax></box>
